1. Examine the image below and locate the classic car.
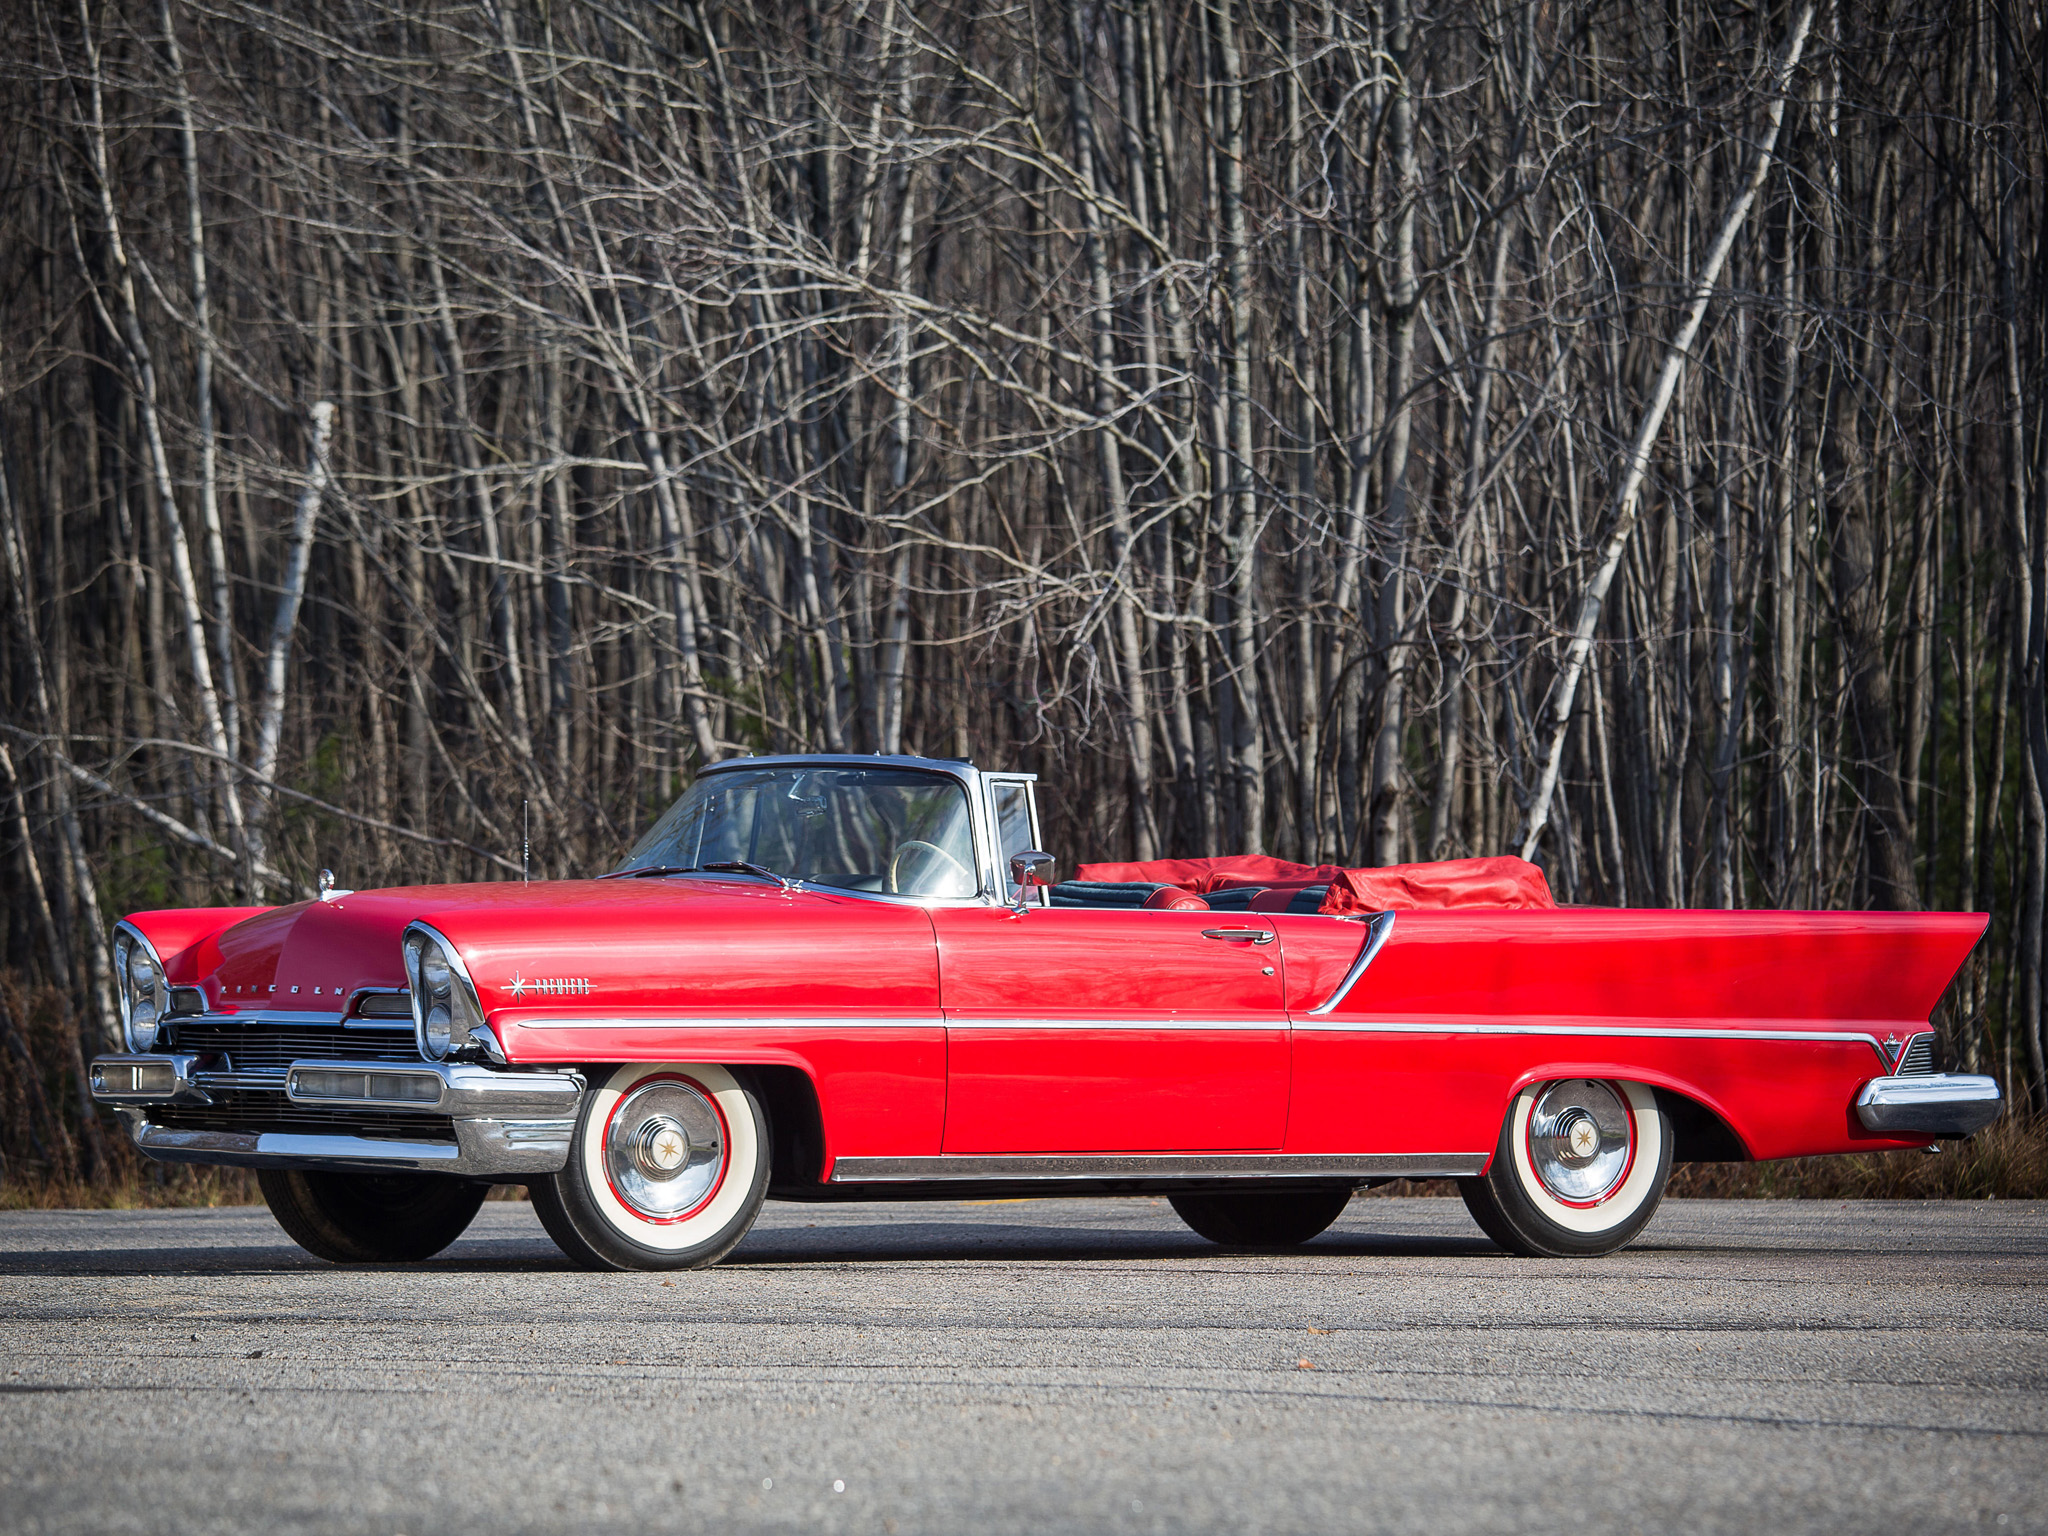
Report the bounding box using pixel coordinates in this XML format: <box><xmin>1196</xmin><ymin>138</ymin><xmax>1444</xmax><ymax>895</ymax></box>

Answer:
<box><xmin>90</xmin><ymin>753</ymin><xmax>2001</xmax><ymax>1269</ymax></box>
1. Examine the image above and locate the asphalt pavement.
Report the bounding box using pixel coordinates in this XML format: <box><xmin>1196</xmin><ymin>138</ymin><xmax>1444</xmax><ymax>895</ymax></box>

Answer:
<box><xmin>1</xmin><ymin>1195</ymin><xmax>2043</xmax><ymax>1535</ymax></box>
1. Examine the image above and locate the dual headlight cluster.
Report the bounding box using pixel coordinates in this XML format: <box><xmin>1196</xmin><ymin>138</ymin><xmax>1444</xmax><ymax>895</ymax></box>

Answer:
<box><xmin>401</xmin><ymin>923</ymin><xmax>487</xmax><ymax>1061</ymax></box>
<box><xmin>112</xmin><ymin>924</ymin><xmax>169</xmax><ymax>1052</ymax></box>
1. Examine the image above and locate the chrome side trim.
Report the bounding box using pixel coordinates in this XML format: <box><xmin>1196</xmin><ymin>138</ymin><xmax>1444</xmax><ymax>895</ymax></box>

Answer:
<box><xmin>828</xmin><ymin>1153</ymin><xmax>1489</xmax><ymax>1183</ymax></box>
<box><xmin>514</xmin><ymin>1014</ymin><xmax>950</xmax><ymax>1031</ymax></box>
<box><xmin>1306</xmin><ymin>910</ymin><xmax>1397</xmax><ymax>1016</ymax></box>
<box><xmin>513</xmin><ymin>1014</ymin><xmax>1283</xmax><ymax>1033</ymax></box>
<box><xmin>945</xmin><ymin>1017</ymin><xmax>1283</xmax><ymax>1032</ymax></box>
<box><xmin>1855</xmin><ymin>1074</ymin><xmax>2002</xmax><ymax>1137</ymax></box>
<box><xmin>1291</xmin><ymin>1016</ymin><xmax>1897</xmax><ymax>1062</ymax></box>
<box><xmin>120</xmin><ymin>1113</ymin><xmax>574</xmax><ymax>1177</ymax></box>
<box><xmin>511</xmin><ymin>1011</ymin><xmax>1896</xmax><ymax>1061</ymax></box>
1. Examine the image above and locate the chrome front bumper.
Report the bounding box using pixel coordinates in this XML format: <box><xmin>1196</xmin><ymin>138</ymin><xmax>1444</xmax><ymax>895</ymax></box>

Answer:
<box><xmin>1855</xmin><ymin>1073</ymin><xmax>2003</xmax><ymax>1138</ymax></box>
<box><xmin>92</xmin><ymin>1053</ymin><xmax>583</xmax><ymax>1179</ymax></box>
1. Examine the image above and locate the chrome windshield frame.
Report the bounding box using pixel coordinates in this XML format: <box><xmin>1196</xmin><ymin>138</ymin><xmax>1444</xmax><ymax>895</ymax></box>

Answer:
<box><xmin>641</xmin><ymin>754</ymin><xmax>1007</xmax><ymax>909</ymax></box>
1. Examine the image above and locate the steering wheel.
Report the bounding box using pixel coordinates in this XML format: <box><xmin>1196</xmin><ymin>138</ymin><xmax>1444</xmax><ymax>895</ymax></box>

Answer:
<box><xmin>887</xmin><ymin>839</ymin><xmax>974</xmax><ymax>896</ymax></box>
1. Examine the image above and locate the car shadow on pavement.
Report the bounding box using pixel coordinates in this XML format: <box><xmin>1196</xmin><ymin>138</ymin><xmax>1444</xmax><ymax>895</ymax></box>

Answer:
<box><xmin>0</xmin><ymin>1238</ymin><xmax>576</xmax><ymax>1277</ymax></box>
<box><xmin>0</xmin><ymin>1224</ymin><xmax>1498</xmax><ymax>1276</ymax></box>
<box><xmin>724</xmin><ymin>1222</ymin><xmax>1502</xmax><ymax>1265</ymax></box>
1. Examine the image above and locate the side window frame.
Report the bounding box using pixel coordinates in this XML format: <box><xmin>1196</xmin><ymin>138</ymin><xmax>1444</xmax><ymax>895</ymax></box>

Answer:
<box><xmin>981</xmin><ymin>774</ymin><xmax>1042</xmax><ymax>901</ymax></box>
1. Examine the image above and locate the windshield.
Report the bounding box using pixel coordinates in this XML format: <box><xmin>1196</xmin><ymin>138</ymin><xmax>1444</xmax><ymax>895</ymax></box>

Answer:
<box><xmin>613</xmin><ymin>767</ymin><xmax>981</xmax><ymax>898</ymax></box>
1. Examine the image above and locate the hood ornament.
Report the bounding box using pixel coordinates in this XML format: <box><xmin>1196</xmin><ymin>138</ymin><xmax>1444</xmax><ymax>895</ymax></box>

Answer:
<box><xmin>317</xmin><ymin>869</ymin><xmax>355</xmax><ymax>903</ymax></box>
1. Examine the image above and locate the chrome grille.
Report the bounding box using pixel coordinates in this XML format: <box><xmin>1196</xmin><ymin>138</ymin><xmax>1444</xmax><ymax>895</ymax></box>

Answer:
<box><xmin>151</xmin><ymin>1092</ymin><xmax>455</xmax><ymax>1142</ymax></box>
<box><xmin>164</xmin><ymin>1021</ymin><xmax>420</xmax><ymax>1072</ymax></box>
<box><xmin>1899</xmin><ymin>1034</ymin><xmax>1936</xmax><ymax>1075</ymax></box>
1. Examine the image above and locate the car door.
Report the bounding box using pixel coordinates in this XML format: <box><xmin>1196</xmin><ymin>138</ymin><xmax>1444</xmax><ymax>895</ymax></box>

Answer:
<box><xmin>931</xmin><ymin>905</ymin><xmax>1289</xmax><ymax>1153</ymax></box>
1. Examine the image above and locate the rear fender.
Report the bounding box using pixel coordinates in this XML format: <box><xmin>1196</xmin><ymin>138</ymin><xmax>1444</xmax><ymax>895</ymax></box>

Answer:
<box><xmin>1497</xmin><ymin>1061</ymin><xmax>1755</xmax><ymax>1164</ymax></box>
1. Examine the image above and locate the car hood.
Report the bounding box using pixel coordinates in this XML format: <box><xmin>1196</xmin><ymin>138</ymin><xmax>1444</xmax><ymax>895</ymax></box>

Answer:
<box><xmin>143</xmin><ymin>877</ymin><xmax>939</xmax><ymax>1019</ymax></box>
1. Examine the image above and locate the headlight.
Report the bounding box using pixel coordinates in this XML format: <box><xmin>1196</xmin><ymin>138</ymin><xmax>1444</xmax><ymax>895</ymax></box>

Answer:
<box><xmin>113</xmin><ymin>924</ymin><xmax>168</xmax><ymax>1052</ymax></box>
<box><xmin>402</xmin><ymin>924</ymin><xmax>484</xmax><ymax>1061</ymax></box>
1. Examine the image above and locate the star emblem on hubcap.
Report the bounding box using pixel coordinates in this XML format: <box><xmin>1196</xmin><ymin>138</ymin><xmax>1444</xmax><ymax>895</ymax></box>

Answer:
<box><xmin>1570</xmin><ymin>1121</ymin><xmax>1599</xmax><ymax>1157</ymax></box>
<box><xmin>507</xmin><ymin>973</ymin><xmax>527</xmax><ymax>1000</ymax></box>
<box><xmin>654</xmin><ymin>1131</ymin><xmax>684</xmax><ymax>1168</ymax></box>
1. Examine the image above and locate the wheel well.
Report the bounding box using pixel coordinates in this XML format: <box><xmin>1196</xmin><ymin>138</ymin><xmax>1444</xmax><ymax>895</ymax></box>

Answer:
<box><xmin>740</xmin><ymin>1064</ymin><xmax>827</xmax><ymax>1190</ymax></box>
<box><xmin>1653</xmin><ymin>1087</ymin><xmax>1751</xmax><ymax>1163</ymax></box>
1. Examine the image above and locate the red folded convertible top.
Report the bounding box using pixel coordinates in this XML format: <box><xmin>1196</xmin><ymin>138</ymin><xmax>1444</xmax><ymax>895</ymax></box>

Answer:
<box><xmin>1069</xmin><ymin>854</ymin><xmax>1556</xmax><ymax>916</ymax></box>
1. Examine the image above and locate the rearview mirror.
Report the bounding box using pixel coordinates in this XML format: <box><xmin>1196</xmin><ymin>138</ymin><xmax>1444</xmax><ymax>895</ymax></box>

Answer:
<box><xmin>1009</xmin><ymin>850</ymin><xmax>1055</xmax><ymax>914</ymax></box>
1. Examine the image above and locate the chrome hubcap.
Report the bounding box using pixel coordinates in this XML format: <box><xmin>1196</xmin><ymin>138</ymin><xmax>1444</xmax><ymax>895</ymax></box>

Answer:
<box><xmin>635</xmin><ymin>1115</ymin><xmax>691</xmax><ymax>1174</ymax></box>
<box><xmin>605</xmin><ymin>1080</ymin><xmax>726</xmax><ymax>1219</ymax></box>
<box><xmin>1528</xmin><ymin>1080</ymin><xmax>1632</xmax><ymax>1203</ymax></box>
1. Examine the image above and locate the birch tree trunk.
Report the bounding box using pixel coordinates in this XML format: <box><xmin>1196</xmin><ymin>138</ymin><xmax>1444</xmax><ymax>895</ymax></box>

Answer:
<box><xmin>1519</xmin><ymin>0</ymin><xmax>1817</xmax><ymax>859</ymax></box>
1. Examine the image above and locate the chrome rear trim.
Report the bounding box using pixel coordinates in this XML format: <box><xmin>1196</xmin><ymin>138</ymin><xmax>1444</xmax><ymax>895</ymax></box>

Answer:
<box><xmin>1855</xmin><ymin>1074</ymin><xmax>2002</xmax><ymax>1138</ymax></box>
<box><xmin>828</xmin><ymin>1153</ymin><xmax>1488</xmax><ymax>1183</ymax></box>
<box><xmin>1292</xmin><ymin>1017</ymin><xmax>1897</xmax><ymax>1064</ymax></box>
<box><xmin>1306</xmin><ymin>910</ymin><xmax>1397</xmax><ymax>1015</ymax></box>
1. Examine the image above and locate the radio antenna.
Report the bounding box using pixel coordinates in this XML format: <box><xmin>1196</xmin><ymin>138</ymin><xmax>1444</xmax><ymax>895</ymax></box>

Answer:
<box><xmin>522</xmin><ymin>799</ymin><xmax>530</xmax><ymax>883</ymax></box>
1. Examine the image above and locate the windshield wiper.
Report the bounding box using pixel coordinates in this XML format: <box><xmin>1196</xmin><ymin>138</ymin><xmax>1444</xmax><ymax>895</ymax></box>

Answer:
<box><xmin>602</xmin><ymin>860</ymin><xmax>796</xmax><ymax>890</ymax></box>
<box><xmin>702</xmin><ymin>860</ymin><xmax>797</xmax><ymax>890</ymax></box>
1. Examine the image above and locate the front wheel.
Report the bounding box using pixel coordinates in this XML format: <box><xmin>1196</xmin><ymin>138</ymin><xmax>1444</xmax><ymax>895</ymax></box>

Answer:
<box><xmin>1460</xmin><ymin>1079</ymin><xmax>1671</xmax><ymax>1258</ymax></box>
<box><xmin>531</xmin><ymin>1063</ymin><xmax>769</xmax><ymax>1271</ymax></box>
<box><xmin>1169</xmin><ymin>1186</ymin><xmax>1353</xmax><ymax>1247</ymax></box>
<box><xmin>257</xmin><ymin>1169</ymin><xmax>487</xmax><ymax>1263</ymax></box>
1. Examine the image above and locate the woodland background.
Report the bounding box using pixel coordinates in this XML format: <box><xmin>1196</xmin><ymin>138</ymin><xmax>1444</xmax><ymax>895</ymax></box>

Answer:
<box><xmin>1</xmin><ymin>0</ymin><xmax>2044</xmax><ymax>1196</ymax></box>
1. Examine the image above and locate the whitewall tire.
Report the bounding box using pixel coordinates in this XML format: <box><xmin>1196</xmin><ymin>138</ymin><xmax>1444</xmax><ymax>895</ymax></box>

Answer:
<box><xmin>1459</xmin><ymin>1079</ymin><xmax>1671</xmax><ymax>1258</ymax></box>
<box><xmin>531</xmin><ymin>1063</ymin><xmax>770</xmax><ymax>1271</ymax></box>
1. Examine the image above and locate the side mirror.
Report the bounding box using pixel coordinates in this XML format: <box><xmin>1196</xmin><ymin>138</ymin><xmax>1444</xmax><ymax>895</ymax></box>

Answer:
<box><xmin>1009</xmin><ymin>850</ymin><xmax>1055</xmax><ymax>914</ymax></box>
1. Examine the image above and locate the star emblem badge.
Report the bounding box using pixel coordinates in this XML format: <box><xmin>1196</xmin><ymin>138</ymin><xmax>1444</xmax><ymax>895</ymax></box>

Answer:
<box><xmin>507</xmin><ymin>973</ymin><xmax>527</xmax><ymax>1000</ymax></box>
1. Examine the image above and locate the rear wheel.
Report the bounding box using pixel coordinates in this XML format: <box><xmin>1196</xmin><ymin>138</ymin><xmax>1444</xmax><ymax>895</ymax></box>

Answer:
<box><xmin>531</xmin><ymin>1062</ymin><xmax>769</xmax><ymax>1271</ymax></box>
<box><xmin>1169</xmin><ymin>1186</ymin><xmax>1352</xmax><ymax>1247</ymax></box>
<box><xmin>1460</xmin><ymin>1079</ymin><xmax>1671</xmax><ymax>1257</ymax></box>
<box><xmin>257</xmin><ymin>1169</ymin><xmax>487</xmax><ymax>1263</ymax></box>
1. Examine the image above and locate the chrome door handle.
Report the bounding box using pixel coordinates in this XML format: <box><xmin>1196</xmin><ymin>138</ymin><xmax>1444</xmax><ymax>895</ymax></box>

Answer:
<box><xmin>1202</xmin><ymin>927</ymin><xmax>1275</xmax><ymax>945</ymax></box>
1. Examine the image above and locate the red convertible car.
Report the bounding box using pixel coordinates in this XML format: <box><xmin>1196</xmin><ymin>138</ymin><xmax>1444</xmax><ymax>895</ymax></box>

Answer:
<box><xmin>91</xmin><ymin>753</ymin><xmax>1999</xmax><ymax>1269</ymax></box>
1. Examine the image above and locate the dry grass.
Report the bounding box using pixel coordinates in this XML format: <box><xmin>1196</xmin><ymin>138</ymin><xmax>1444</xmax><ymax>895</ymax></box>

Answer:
<box><xmin>1665</xmin><ymin>1112</ymin><xmax>2048</xmax><ymax>1199</ymax></box>
<box><xmin>0</xmin><ymin>1164</ymin><xmax>260</xmax><ymax>1211</ymax></box>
